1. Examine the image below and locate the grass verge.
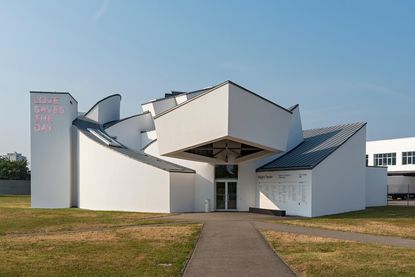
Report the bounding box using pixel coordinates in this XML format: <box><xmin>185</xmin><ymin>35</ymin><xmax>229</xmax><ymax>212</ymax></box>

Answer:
<box><xmin>263</xmin><ymin>230</ymin><xmax>415</xmax><ymax>277</ymax></box>
<box><xmin>0</xmin><ymin>195</ymin><xmax>201</xmax><ymax>276</ymax></box>
<box><xmin>0</xmin><ymin>195</ymin><xmax>169</xmax><ymax>235</ymax></box>
<box><xmin>276</xmin><ymin>206</ymin><xmax>415</xmax><ymax>239</ymax></box>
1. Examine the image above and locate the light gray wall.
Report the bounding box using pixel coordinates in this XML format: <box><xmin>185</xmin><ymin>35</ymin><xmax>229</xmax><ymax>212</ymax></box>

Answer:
<box><xmin>31</xmin><ymin>92</ymin><xmax>78</xmax><ymax>208</ymax></box>
<box><xmin>388</xmin><ymin>176</ymin><xmax>415</xmax><ymax>194</ymax></box>
<box><xmin>312</xmin><ymin>126</ymin><xmax>367</xmax><ymax>217</ymax></box>
<box><xmin>228</xmin><ymin>83</ymin><xmax>291</xmax><ymax>152</ymax></box>
<box><xmin>286</xmin><ymin>105</ymin><xmax>304</xmax><ymax>151</ymax></box>
<box><xmin>366</xmin><ymin>167</ymin><xmax>387</xmax><ymax>207</ymax></box>
<box><xmin>169</xmin><ymin>172</ymin><xmax>195</xmax><ymax>212</ymax></box>
<box><xmin>0</xmin><ymin>180</ymin><xmax>31</xmax><ymax>195</ymax></box>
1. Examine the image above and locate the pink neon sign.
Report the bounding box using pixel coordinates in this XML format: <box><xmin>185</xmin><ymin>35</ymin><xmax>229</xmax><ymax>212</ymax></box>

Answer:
<box><xmin>33</xmin><ymin>96</ymin><xmax>65</xmax><ymax>132</ymax></box>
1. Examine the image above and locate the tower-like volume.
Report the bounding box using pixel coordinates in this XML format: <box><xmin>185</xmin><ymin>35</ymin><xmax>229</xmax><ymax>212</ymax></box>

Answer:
<box><xmin>30</xmin><ymin>92</ymin><xmax>78</xmax><ymax>208</ymax></box>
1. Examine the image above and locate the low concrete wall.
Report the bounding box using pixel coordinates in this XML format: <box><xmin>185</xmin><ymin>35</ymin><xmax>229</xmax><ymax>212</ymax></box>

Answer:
<box><xmin>366</xmin><ymin>167</ymin><xmax>387</xmax><ymax>207</ymax></box>
<box><xmin>0</xmin><ymin>180</ymin><xmax>31</xmax><ymax>195</ymax></box>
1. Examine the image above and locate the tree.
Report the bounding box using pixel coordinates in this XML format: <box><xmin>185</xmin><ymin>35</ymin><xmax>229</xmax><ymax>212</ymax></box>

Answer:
<box><xmin>0</xmin><ymin>157</ymin><xmax>30</xmax><ymax>180</ymax></box>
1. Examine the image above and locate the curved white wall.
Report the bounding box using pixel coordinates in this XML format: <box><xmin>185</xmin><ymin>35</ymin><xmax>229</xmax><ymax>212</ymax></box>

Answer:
<box><xmin>142</xmin><ymin>97</ymin><xmax>177</xmax><ymax>117</ymax></box>
<box><xmin>85</xmin><ymin>95</ymin><xmax>121</xmax><ymax>124</ymax></box>
<box><xmin>78</xmin><ymin>131</ymin><xmax>171</xmax><ymax>213</ymax></box>
<box><xmin>105</xmin><ymin>112</ymin><xmax>155</xmax><ymax>151</ymax></box>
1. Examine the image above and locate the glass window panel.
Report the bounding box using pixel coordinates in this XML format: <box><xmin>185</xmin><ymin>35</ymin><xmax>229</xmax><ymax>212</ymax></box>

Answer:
<box><xmin>215</xmin><ymin>165</ymin><xmax>238</xmax><ymax>179</ymax></box>
<box><xmin>215</xmin><ymin>182</ymin><xmax>226</xmax><ymax>209</ymax></box>
<box><xmin>227</xmin><ymin>182</ymin><xmax>237</xmax><ymax>209</ymax></box>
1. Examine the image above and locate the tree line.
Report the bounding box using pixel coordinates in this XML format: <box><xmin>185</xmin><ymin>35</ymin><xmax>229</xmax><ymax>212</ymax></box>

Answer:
<box><xmin>0</xmin><ymin>157</ymin><xmax>30</xmax><ymax>180</ymax></box>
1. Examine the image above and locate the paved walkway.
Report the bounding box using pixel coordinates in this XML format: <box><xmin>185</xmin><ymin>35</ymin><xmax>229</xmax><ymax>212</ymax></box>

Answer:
<box><xmin>173</xmin><ymin>213</ymin><xmax>295</xmax><ymax>277</ymax></box>
<box><xmin>162</xmin><ymin>212</ymin><xmax>415</xmax><ymax>276</ymax></box>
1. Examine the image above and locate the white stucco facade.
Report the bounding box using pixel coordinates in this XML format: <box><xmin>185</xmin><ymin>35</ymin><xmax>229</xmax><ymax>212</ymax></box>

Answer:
<box><xmin>311</xmin><ymin>127</ymin><xmax>366</xmax><ymax>217</ymax></box>
<box><xmin>30</xmin><ymin>92</ymin><xmax>78</xmax><ymax>208</ymax></box>
<box><xmin>31</xmin><ymin>80</ymin><xmax>386</xmax><ymax>217</ymax></box>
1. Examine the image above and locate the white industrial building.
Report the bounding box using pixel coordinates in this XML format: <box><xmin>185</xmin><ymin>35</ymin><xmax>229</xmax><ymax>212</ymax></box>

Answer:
<box><xmin>30</xmin><ymin>81</ymin><xmax>387</xmax><ymax>217</ymax></box>
<box><xmin>367</xmin><ymin>137</ymin><xmax>415</xmax><ymax>197</ymax></box>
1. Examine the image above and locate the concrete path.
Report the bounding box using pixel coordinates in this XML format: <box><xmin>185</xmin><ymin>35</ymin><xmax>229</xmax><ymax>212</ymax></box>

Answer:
<box><xmin>172</xmin><ymin>213</ymin><xmax>296</xmax><ymax>277</ymax></box>
<box><xmin>161</xmin><ymin>212</ymin><xmax>415</xmax><ymax>276</ymax></box>
<box><xmin>255</xmin><ymin>221</ymin><xmax>415</xmax><ymax>249</ymax></box>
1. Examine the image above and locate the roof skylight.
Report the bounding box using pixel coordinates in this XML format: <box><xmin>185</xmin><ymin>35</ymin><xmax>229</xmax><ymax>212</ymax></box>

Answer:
<box><xmin>87</xmin><ymin>128</ymin><xmax>123</xmax><ymax>148</ymax></box>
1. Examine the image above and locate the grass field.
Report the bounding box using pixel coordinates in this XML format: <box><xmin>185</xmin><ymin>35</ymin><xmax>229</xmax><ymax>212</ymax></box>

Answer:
<box><xmin>277</xmin><ymin>206</ymin><xmax>415</xmax><ymax>239</ymax></box>
<box><xmin>0</xmin><ymin>195</ymin><xmax>201</xmax><ymax>276</ymax></box>
<box><xmin>263</xmin><ymin>230</ymin><xmax>415</xmax><ymax>277</ymax></box>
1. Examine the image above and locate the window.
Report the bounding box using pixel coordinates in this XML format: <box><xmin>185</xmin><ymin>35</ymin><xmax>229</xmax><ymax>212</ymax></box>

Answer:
<box><xmin>87</xmin><ymin>128</ymin><xmax>123</xmax><ymax>148</ymax></box>
<box><xmin>215</xmin><ymin>165</ymin><xmax>238</xmax><ymax>179</ymax></box>
<box><xmin>366</xmin><ymin>155</ymin><xmax>368</xmax><ymax>166</ymax></box>
<box><xmin>403</xmin><ymin>151</ymin><xmax>415</xmax><ymax>165</ymax></box>
<box><xmin>374</xmin><ymin>153</ymin><xmax>396</xmax><ymax>166</ymax></box>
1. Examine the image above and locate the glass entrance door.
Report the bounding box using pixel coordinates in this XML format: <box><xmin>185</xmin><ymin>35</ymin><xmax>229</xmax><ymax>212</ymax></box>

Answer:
<box><xmin>215</xmin><ymin>181</ymin><xmax>237</xmax><ymax>210</ymax></box>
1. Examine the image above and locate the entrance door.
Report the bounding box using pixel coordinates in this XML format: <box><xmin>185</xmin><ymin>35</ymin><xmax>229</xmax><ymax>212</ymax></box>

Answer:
<box><xmin>215</xmin><ymin>181</ymin><xmax>237</xmax><ymax>210</ymax></box>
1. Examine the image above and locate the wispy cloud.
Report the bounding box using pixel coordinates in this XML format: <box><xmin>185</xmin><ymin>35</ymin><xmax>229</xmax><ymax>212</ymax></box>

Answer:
<box><xmin>92</xmin><ymin>0</ymin><xmax>110</xmax><ymax>21</ymax></box>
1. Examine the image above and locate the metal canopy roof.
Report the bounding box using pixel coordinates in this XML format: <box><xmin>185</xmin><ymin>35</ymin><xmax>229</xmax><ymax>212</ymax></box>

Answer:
<box><xmin>257</xmin><ymin>122</ymin><xmax>366</xmax><ymax>172</ymax></box>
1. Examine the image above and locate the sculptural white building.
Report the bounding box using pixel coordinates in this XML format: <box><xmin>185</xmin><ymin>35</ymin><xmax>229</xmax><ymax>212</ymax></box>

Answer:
<box><xmin>30</xmin><ymin>81</ymin><xmax>387</xmax><ymax>217</ymax></box>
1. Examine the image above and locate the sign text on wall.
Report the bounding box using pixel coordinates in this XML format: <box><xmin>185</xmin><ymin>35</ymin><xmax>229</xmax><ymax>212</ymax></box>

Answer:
<box><xmin>33</xmin><ymin>96</ymin><xmax>65</xmax><ymax>132</ymax></box>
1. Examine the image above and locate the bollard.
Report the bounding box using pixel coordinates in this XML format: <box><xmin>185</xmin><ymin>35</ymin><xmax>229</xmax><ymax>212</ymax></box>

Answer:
<box><xmin>204</xmin><ymin>199</ymin><xmax>211</xmax><ymax>213</ymax></box>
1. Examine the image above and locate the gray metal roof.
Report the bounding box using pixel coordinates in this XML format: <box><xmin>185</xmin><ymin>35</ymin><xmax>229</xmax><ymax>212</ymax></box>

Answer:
<box><xmin>257</xmin><ymin>122</ymin><xmax>366</xmax><ymax>172</ymax></box>
<box><xmin>73</xmin><ymin>117</ymin><xmax>195</xmax><ymax>173</ymax></box>
<box><xmin>102</xmin><ymin>111</ymin><xmax>151</xmax><ymax>129</ymax></box>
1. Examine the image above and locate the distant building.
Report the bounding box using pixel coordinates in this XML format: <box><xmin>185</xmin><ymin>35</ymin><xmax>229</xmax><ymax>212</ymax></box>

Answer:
<box><xmin>366</xmin><ymin>137</ymin><xmax>415</xmax><ymax>197</ymax></box>
<box><xmin>3</xmin><ymin>152</ymin><xmax>27</xmax><ymax>162</ymax></box>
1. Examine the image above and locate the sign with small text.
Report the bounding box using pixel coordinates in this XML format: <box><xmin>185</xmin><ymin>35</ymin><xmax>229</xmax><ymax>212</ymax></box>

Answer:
<box><xmin>33</xmin><ymin>96</ymin><xmax>65</xmax><ymax>132</ymax></box>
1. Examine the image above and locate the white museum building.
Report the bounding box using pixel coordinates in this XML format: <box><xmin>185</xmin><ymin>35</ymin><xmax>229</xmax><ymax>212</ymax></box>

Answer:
<box><xmin>30</xmin><ymin>81</ymin><xmax>387</xmax><ymax>217</ymax></box>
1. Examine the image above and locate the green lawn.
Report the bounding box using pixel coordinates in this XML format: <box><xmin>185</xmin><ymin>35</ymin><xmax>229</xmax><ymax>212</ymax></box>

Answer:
<box><xmin>263</xmin><ymin>230</ymin><xmax>415</xmax><ymax>277</ymax></box>
<box><xmin>0</xmin><ymin>195</ymin><xmax>201</xmax><ymax>276</ymax></box>
<box><xmin>276</xmin><ymin>206</ymin><xmax>415</xmax><ymax>239</ymax></box>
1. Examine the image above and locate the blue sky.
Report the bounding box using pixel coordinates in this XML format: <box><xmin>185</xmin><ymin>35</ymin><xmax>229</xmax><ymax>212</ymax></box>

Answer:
<box><xmin>0</xmin><ymin>0</ymin><xmax>414</xmax><ymax>160</ymax></box>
